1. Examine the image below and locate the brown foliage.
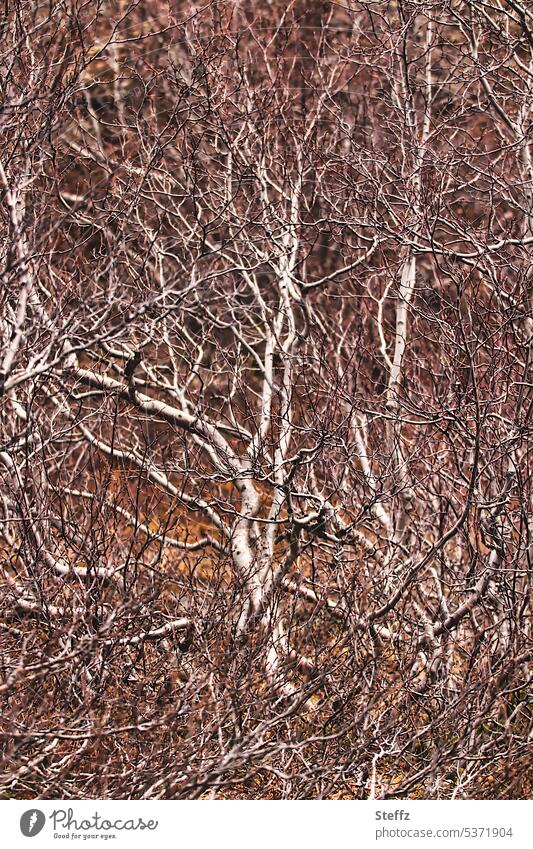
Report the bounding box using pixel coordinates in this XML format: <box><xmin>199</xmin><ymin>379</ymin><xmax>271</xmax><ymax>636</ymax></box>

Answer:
<box><xmin>0</xmin><ymin>0</ymin><xmax>531</xmax><ymax>799</ymax></box>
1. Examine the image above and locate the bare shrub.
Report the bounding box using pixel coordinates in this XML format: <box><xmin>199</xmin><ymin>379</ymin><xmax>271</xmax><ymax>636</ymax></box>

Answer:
<box><xmin>0</xmin><ymin>0</ymin><xmax>531</xmax><ymax>799</ymax></box>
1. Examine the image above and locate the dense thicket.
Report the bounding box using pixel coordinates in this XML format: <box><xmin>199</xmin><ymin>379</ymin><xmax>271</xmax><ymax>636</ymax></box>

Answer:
<box><xmin>0</xmin><ymin>0</ymin><xmax>531</xmax><ymax>798</ymax></box>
